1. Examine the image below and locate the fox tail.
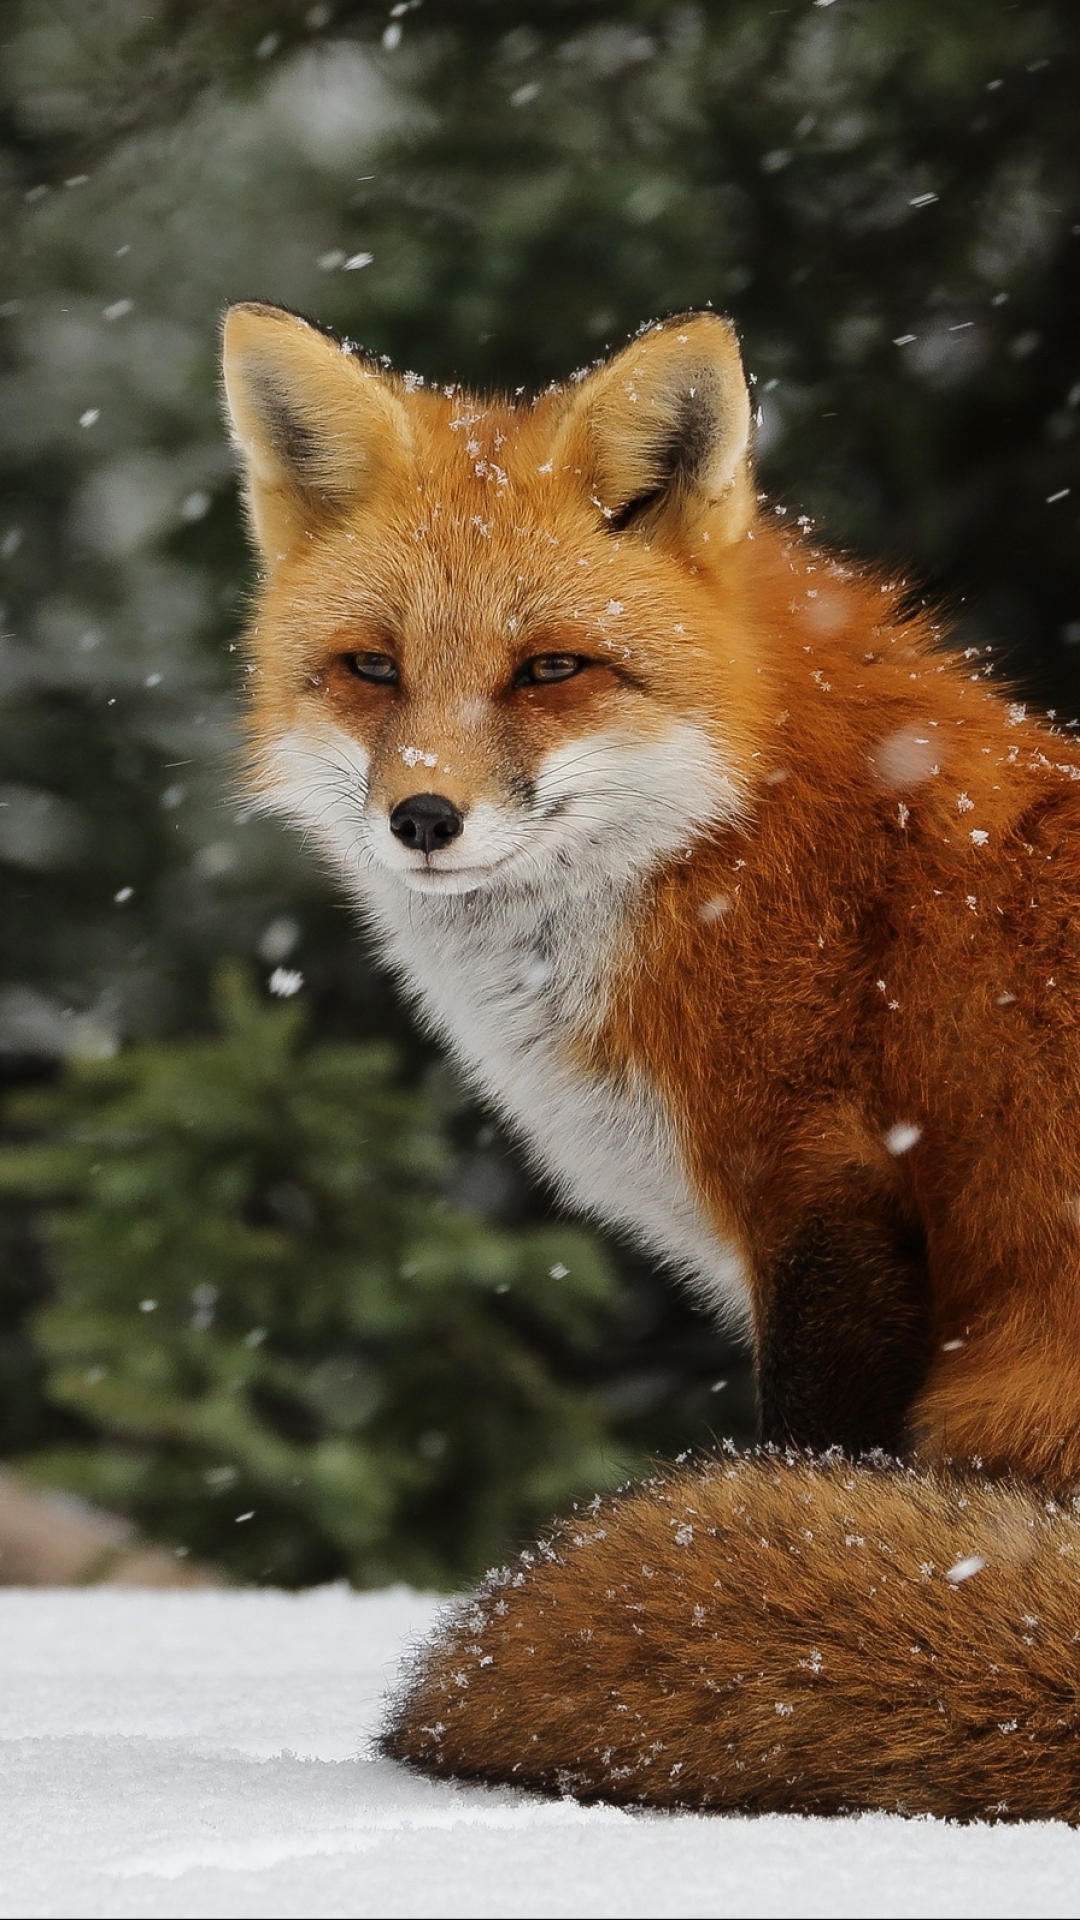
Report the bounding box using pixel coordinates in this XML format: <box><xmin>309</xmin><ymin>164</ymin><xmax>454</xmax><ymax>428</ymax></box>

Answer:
<box><xmin>381</xmin><ymin>1450</ymin><xmax>1080</xmax><ymax>1821</ymax></box>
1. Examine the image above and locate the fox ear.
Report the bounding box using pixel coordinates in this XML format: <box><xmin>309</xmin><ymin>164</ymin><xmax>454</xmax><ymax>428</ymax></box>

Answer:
<box><xmin>221</xmin><ymin>303</ymin><xmax>411</xmax><ymax>562</ymax></box>
<box><xmin>551</xmin><ymin>313</ymin><xmax>753</xmax><ymax>544</ymax></box>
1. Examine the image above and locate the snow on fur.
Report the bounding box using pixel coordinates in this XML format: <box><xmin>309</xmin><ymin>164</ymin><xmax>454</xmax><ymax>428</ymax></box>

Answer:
<box><xmin>384</xmin><ymin>1450</ymin><xmax>1080</xmax><ymax>1823</ymax></box>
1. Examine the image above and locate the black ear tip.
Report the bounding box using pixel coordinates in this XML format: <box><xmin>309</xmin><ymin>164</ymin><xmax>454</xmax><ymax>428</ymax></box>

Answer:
<box><xmin>649</xmin><ymin>308</ymin><xmax>739</xmax><ymax>338</ymax></box>
<box><xmin>222</xmin><ymin>301</ymin><xmax>337</xmax><ymax>347</ymax></box>
<box><xmin>223</xmin><ymin>299</ymin><xmax>288</xmax><ymax>330</ymax></box>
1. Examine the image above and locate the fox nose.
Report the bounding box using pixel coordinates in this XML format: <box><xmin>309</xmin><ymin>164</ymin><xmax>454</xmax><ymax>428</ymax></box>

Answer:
<box><xmin>389</xmin><ymin>792</ymin><xmax>464</xmax><ymax>855</ymax></box>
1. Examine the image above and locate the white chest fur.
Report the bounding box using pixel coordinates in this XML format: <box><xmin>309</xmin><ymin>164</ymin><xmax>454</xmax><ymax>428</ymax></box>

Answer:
<box><xmin>361</xmin><ymin>869</ymin><xmax>750</xmax><ymax>1327</ymax></box>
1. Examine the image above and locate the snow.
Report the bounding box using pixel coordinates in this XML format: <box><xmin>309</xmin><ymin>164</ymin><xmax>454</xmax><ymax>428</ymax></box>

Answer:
<box><xmin>2</xmin><ymin>1586</ymin><xmax>1079</xmax><ymax>1919</ymax></box>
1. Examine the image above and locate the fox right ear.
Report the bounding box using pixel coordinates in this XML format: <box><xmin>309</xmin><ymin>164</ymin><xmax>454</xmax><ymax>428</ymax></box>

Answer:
<box><xmin>550</xmin><ymin>313</ymin><xmax>754</xmax><ymax>545</ymax></box>
<box><xmin>221</xmin><ymin>303</ymin><xmax>411</xmax><ymax>563</ymax></box>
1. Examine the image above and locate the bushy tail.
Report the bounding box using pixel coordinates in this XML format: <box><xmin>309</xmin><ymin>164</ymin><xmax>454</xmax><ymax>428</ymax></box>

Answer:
<box><xmin>382</xmin><ymin>1452</ymin><xmax>1080</xmax><ymax>1820</ymax></box>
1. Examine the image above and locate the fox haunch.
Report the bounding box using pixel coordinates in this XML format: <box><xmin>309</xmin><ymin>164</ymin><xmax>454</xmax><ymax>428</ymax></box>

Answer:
<box><xmin>223</xmin><ymin>303</ymin><xmax>1080</xmax><ymax>1816</ymax></box>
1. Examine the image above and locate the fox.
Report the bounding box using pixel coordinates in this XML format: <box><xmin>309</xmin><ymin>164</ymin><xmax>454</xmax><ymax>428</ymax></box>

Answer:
<box><xmin>223</xmin><ymin>301</ymin><xmax>1080</xmax><ymax>1820</ymax></box>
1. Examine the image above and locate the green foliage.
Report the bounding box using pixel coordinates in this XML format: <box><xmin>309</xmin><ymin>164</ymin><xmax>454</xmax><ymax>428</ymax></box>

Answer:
<box><xmin>0</xmin><ymin>971</ymin><xmax>626</xmax><ymax>1586</ymax></box>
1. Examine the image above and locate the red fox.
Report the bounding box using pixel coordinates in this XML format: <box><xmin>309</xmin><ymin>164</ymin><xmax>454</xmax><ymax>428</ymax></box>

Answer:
<box><xmin>223</xmin><ymin>302</ymin><xmax>1080</xmax><ymax>1820</ymax></box>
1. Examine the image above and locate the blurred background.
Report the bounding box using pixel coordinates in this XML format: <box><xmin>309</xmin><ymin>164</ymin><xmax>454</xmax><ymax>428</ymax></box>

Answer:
<box><xmin>0</xmin><ymin>0</ymin><xmax>1076</xmax><ymax>1589</ymax></box>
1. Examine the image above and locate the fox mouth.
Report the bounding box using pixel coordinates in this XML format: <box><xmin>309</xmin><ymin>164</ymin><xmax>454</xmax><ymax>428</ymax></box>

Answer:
<box><xmin>395</xmin><ymin>858</ymin><xmax>513</xmax><ymax>896</ymax></box>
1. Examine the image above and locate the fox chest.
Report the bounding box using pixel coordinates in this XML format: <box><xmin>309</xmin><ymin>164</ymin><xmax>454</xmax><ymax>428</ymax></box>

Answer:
<box><xmin>365</xmin><ymin>882</ymin><xmax>750</xmax><ymax>1324</ymax></box>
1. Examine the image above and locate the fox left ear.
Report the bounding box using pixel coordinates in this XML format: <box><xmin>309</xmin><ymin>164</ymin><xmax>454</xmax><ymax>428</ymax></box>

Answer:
<box><xmin>550</xmin><ymin>313</ymin><xmax>753</xmax><ymax>545</ymax></box>
<box><xmin>221</xmin><ymin>302</ymin><xmax>412</xmax><ymax>563</ymax></box>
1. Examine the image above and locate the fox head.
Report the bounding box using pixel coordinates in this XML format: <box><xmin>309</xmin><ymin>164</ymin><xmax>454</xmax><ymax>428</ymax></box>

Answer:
<box><xmin>222</xmin><ymin>304</ymin><xmax>763</xmax><ymax>904</ymax></box>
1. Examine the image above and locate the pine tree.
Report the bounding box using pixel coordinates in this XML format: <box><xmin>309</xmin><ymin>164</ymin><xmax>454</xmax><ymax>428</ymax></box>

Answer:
<box><xmin>0</xmin><ymin>970</ymin><xmax>626</xmax><ymax>1586</ymax></box>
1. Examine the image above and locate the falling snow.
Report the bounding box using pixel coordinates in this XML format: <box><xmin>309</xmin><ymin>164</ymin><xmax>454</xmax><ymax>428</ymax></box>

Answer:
<box><xmin>698</xmin><ymin>894</ymin><xmax>733</xmax><ymax>923</ymax></box>
<box><xmin>945</xmin><ymin>1554</ymin><xmax>987</xmax><ymax>1584</ymax></box>
<box><xmin>268</xmin><ymin>967</ymin><xmax>304</xmax><ymax>998</ymax></box>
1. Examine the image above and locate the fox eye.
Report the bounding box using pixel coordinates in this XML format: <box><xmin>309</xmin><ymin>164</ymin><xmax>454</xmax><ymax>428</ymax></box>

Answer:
<box><xmin>515</xmin><ymin>654</ymin><xmax>588</xmax><ymax>687</ymax></box>
<box><xmin>344</xmin><ymin>651</ymin><xmax>398</xmax><ymax>684</ymax></box>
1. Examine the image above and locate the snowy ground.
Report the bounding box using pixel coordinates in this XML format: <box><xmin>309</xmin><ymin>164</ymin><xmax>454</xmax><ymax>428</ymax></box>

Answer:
<box><xmin>1</xmin><ymin>1587</ymin><xmax>1079</xmax><ymax>1919</ymax></box>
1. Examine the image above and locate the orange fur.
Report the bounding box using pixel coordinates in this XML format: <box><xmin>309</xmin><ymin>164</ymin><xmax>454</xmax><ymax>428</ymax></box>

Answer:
<box><xmin>223</xmin><ymin>304</ymin><xmax>1080</xmax><ymax>1815</ymax></box>
<box><xmin>383</xmin><ymin>1452</ymin><xmax>1080</xmax><ymax>1821</ymax></box>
